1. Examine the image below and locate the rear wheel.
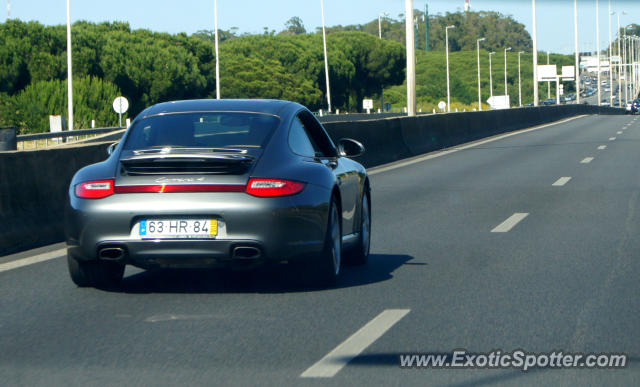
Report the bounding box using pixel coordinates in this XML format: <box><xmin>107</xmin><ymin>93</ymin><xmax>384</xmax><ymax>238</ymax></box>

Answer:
<box><xmin>311</xmin><ymin>197</ymin><xmax>342</xmax><ymax>286</ymax></box>
<box><xmin>346</xmin><ymin>191</ymin><xmax>370</xmax><ymax>265</ymax></box>
<box><xmin>67</xmin><ymin>252</ymin><xmax>125</xmax><ymax>289</ymax></box>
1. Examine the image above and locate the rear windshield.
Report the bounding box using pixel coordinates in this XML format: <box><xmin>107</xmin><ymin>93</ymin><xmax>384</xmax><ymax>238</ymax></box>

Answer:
<box><xmin>123</xmin><ymin>112</ymin><xmax>280</xmax><ymax>150</ymax></box>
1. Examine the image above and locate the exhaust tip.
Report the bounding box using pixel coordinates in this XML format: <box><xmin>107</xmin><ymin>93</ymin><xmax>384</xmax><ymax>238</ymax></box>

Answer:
<box><xmin>99</xmin><ymin>247</ymin><xmax>125</xmax><ymax>261</ymax></box>
<box><xmin>232</xmin><ymin>246</ymin><xmax>261</xmax><ymax>260</ymax></box>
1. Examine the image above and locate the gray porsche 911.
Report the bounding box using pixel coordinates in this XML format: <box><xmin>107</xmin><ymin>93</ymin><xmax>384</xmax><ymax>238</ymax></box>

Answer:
<box><xmin>65</xmin><ymin>99</ymin><xmax>370</xmax><ymax>288</ymax></box>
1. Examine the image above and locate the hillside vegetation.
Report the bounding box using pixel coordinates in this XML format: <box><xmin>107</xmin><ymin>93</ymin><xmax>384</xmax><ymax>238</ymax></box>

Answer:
<box><xmin>0</xmin><ymin>10</ymin><xmax>585</xmax><ymax>133</ymax></box>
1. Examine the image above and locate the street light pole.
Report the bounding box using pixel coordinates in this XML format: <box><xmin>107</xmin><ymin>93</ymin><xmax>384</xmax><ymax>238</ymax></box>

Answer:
<box><xmin>597</xmin><ymin>0</ymin><xmax>601</xmax><ymax>107</ymax></box>
<box><xmin>617</xmin><ymin>13</ymin><xmax>624</xmax><ymax>106</ymax></box>
<box><xmin>477</xmin><ymin>38</ymin><xmax>485</xmax><ymax>111</ymax></box>
<box><xmin>575</xmin><ymin>0</ymin><xmax>580</xmax><ymax>104</ymax></box>
<box><xmin>547</xmin><ymin>51</ymin><xmax>551</xmax><ymax>99</ymax></box>
<box><xmin>624</xmin><ymin>28</ymin><xmax>627</xmax><ymax>104</ymax></box>
<box><xmin>405</xmin><ymin>0</ymin><xmax>416</xmax><ymax>116</ymax></box>
<box><xmin>66</xmin><ymin>0</ymin><xmax>73</xmax><ymax>131</ymax></box>
<box><xmin>446</xmin><ymin>25</ymin><xmax>455</xmax><ymax>113</ymax></box>
<box><xmin>320</xmin><ymin>0</ymin><xmax>332</xmax><ymax>113</ymax></box>
<box><xmin>608</xmin><ymin>0</ymin><xmax>613</xmax><ymax>106</ymax></box>
<box><xmin>504</xmin><ymin>47</ymin><xmax>512</xmax><ymax>100</ymax></box>
<box><xmin>518</xmin><ymin>51</ymin><xmax>524</xmax><ymax>107</ymax></box>
<box><xmin>214</xmin><ymin>0</ymin><xmax>220</xmax><ymax>99</ymax></box>
<box><xmin>489</xmin><ymin>52</ymin><xmax>496</xmax><ymax>99</ymax></box>
<box><xmin>532</xmin><ymin>0</ymin><xmax>539</xmax><ymax>106</ymax></box>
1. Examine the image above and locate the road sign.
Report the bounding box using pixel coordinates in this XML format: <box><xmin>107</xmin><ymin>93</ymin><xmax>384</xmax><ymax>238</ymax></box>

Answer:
<box><xmin>559</xmin><ymin>84</ymin><xmax>564</xmax><ymax>96</ymax></box>
<box><xmin>537</xmin><ymin>65</ymin><xmax>557</xmax><ymax>82</ymax></box>
<box><xmin>113</xmin><ymin>96</ymin><xmax>129</xmax><ymax>127</ymax></box>
<box><xmin>362</xmin><ymin>99</ymin><xmax>373</xmax><ymax>110</ymax></box>
<box><xmin>438</xmin><ymin>101</ymin><xmax>446</xmax><ymax>111</ymax></box>
<box><xmin>113</xmin><ymin>96</ymin><xmax>129</xmax><ymax>114</ymax></box>
<box><xmin>561</xmin><ymin>66</ymin><xmax>575</xmax><ymax>81</ymax></box>
<box><xmin>487</xmin><ymin>95</ymin><xmax>510</xmax><ymax>110</ymax></box>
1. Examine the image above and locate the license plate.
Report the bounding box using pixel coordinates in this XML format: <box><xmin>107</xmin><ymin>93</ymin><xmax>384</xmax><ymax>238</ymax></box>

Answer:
<box><xmin>139</xmin><ymin>219</ymin><xmax>218</xmax><ymax>239</ymax></box>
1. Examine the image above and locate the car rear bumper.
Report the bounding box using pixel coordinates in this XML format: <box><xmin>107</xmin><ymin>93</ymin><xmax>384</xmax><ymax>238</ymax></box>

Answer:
<box><xmin>65</xmin><ymin>188</ymin><xmax>329</xmax><ymax>268</ymax></box>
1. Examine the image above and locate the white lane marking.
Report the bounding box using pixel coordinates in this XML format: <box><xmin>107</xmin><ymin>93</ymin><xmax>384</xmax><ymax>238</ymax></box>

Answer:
<box><xmin>597</xmin><ymin>145</ymin><xmax>607</xmax><ymax>150</ymax></box>
<box><xmin>609</xmin><ymin>137</ymin><xmax>616</xmax><ymax>141</ymax></box>
<box><xmin>617</xmin><ymin>131</ymin><xmax>623</xmax><ymax>134</ymax></box>
<box><xmin>0</xmin><ymin>248</ymin><xmax>66</xmax><ymax>273</ymax></box>
<box><xmin>552</xmin><ymin>177</ymin><xmax>572</xmax><ymax>186</ymax></box>
<box><xmin>491</xmin><ymin>213</ymin><xmax>529</xmax><ymax>233</ymax></box>
<box><xmin>580</xmin><ymin>157</ymin><xmax>594</xmax><ymax>164</ymax></box>
<box><xmin>368</xmin><ymin>115</ymin><xmax>589</xmax><ymax>175</ymax></box>
<box><xmin>300</xmin><ymin>309</ymin><xmax>410</xmax><ymax>378</ymax></box>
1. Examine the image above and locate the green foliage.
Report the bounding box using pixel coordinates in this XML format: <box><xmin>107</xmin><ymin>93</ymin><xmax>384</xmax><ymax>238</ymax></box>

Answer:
<box><xmin>384</xmin><ymin>50</ymin><xmax>575</xmax><ymax>108</ymax></box>
<box><xmin>280</xmin><ymin>17</ymin><xmax>306</xmax><ymax>36</ymax></box>
<box><xmin>325</xmin><ymin>10</ymin><xmax>532</xmax><ymax>53</ymax></box>
<box><xmin>0</xmin><ymin>76</ymin><xmax>123</xmax><ymax>134</ymax></box>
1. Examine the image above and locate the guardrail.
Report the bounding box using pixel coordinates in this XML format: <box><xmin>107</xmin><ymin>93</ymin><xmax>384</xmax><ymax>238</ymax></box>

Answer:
<box><xmin>16</xmin><ymin>126</ymin><xmax>125</xmax><ymax>151</ymax></box>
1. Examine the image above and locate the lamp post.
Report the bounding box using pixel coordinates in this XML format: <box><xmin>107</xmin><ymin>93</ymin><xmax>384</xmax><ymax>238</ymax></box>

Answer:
<box><xmin>518</xmin><ymin>51</ymin><xmax>525</xmax><ymax>107</ymax></box>
<box><xmin>320</xmin><ymin>0</ymin><xmax>331</xmax><ymax>113</ymax></box>
<box><xmin>405</xmin><ymin>0</ymin><xmax>416</xmax><ymax>116</ymax></box>
<box><xmin>547</xmin><ymin>51</ymin><xmax>551</xmax><ymax>99</ymax></box>
<box><xmin>596</xmin><ymin>0</ymin><xmax>601</xmax><ymax>107</ymax></box>
<box><xmin>445</xmin><ymin>24</ymin><xmax>455</xmax><ymax>112</ymax></box>
<box><xmin>214</xmin><ymin>0</ymin><xmax>220</xmax><ymax>99</ymax></box>
<box><xmin>608</xmin><ymin>1</ymin><xmax>613</xmax><ymax>106</ymax></box>
<box><xmin>378</xmin><ymin>12</ymin><xmax>389</xmax><ymax>39</ymax></box>
<box><xmin>575</xmin><ymin>0</ymin><xmax>580</xmax><ymax>104</ymax></box>
<box><xmin>477</xmin><ymin>38</ymin><xmax>486</xmax><ymax>111</ymax></box>
<box><xmin>66</xmin><ymin>0</ymin><xmax>73</xmax><ymax>131</ymax></box>
<box><xmin>504</xmin><ymin>47</ymin><xmax>512</xmax><ymax>99</ymax></box>
<box><xmin>617</xmin><ymin>12</ymin><xmax>625</xmax><ymax>106</ymax></box>
<box><xmin>532</xmin><ymin>0</ymin><xmax>539</xmax><ymax>106</ymax></box>
<box><xmin>489</xmin><ymin>51</ymin><xmax>496</xmax><ymax>99</ymax></box>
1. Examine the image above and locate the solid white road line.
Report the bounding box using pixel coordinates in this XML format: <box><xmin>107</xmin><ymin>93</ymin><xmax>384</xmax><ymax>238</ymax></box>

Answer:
<box><xmin>580</xmin><ymin>157</ymin><xmax>594</xmax><ymax>164</ymax></box>
<box><xmin>597</xmin><ymin>145</ymin><xmax>607</xmax><ymax>150</ymax></box>
<box><xmin>552</xmin><ymin>177</ymin><xmax>572</xmax><ymax>186</ymax></box>
<box><xmin>491</xmin><ymin>213</ymin><xmax>529</xmax><ymax>233</ymax></box>
<box><xmin>300</xmin><ymin>309</ymin><xmax>410</xmax><ymax>378</ymax></box>
<box><xmin>0</xmin><ymin>248</ymin><xmax>66</xmax><ymax>273</ymax></box>
<box><xmin>368</xmin><ymin>115</ymin><xmax>589</xmax><ymax>175</ymax></box>
<box><xmin>609</xmin><ymin>137</ymin><xmax>616</xmax><ymax>141</ymax></box>
<box><xmin>617</xmin><ymin>131</ymin><xmax>623</xmax><ymax>134</ymax></box>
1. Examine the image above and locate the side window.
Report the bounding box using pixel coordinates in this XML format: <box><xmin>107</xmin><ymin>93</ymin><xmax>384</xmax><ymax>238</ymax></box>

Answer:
<box><xmin>288</xmin><ymin>117</ymin><xmax>318</xmax><ymax>157</ymax></box>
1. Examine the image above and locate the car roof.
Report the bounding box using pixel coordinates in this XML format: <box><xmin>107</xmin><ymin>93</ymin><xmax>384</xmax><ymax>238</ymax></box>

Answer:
<box><xmin>138</xmin><ymin>99</ymin><xmax>303</xmax><ymax>119</ymax></box>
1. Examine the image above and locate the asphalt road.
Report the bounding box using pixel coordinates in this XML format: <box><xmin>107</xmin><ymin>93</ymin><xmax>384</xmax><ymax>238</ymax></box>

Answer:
<box><xmin>1</xmin><ymin>114</ymin><xmax>639</xmax><ymax>386</ymax></box>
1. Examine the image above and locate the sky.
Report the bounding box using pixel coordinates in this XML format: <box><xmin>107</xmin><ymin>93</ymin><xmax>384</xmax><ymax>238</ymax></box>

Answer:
<box><xmin>4</xmin><ymin>0</ymin><xmax>640</xmax><ymax>54</ymax></box>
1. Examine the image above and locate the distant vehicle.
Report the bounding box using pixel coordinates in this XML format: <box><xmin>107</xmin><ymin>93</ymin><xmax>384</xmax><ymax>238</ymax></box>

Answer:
<box><xmin>632</xmin><ymin>99</ymin><xmax>640</xmax><ymax>114</ymax></box>
<box><xmin>65</xmin><ymin>99</ymin><xmax>371</xmax><ymax>288</ymax></box>
<box><xmin>542</xmin><ymin>98</ymin><xmax>556</xmax><ymax>105</ymax></box>
<box><xmin>565</xmin><ymin>93</ymin><xmax>576</xmax><ymax>101</ymax></box>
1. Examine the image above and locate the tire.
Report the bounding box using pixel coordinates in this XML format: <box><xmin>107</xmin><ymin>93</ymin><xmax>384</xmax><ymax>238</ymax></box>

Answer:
<box><xmin>67</xmin><ymin>252</ymin><xmax>125</xmax><ymax>289</ymax></box>
<box><xmin>346</xmin><ymin>191</ymin><xmax>370</xmax><ymax>265</ymax></box>
<box><xmin>311</xmin><ymin>197</ymin><xmax>342</xmax><ymax>286</ymax></box>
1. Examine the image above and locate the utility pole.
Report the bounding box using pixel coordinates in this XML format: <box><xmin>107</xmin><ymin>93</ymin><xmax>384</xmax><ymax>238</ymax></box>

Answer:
<box><xmin>477</xmin><ymin>38</ymin><xmax>485</xmax><ymax>111</ymax></box>
<box><xmin>608</xmin><ymin>0</ymin><xmax>613</xmax><ymax>106</ymax></box>
<box><xmin>597</xmin><ymin>0</ymin><xmax>601</xmax><ymax>107</ymax></box>
<box><xmin>547</xmin><ymin>52</ymin><xmax>551</xmax><ymax>99</ymax></box>
<box><xmin>518</xmin><ymin>51</ymin><xmax>524</xmax><ymax>107</ymax></box>
<box><xmin>405</xmin><ymin>0</ymin><xmax>416</xmax><ymax>116</ymax></box>
<box><xmin>214</xmin><ymin>0</ymin><xmax>220</xmax><ymax>99</ymax></box>
<box><xmin>505</xmin><ymin>47</ymin><xmax>512</xmax><ymax>98</ymax></box>
<box><xmin>320</xmin><ymin>0</ymin><xmax>332</xmax><ymax>113</ymax></box>
<box><xmin>425</xmin><ymin>4</ymin><xmax>429</xmax><ymax>52</ymax></box>
<box><xmin>446</xmin><ymin>25</ymin><xmax>455</xmax><ymax>112</ymax></box>
<box><xmin>532</xmin><ymin>0</ymin><xmax>539</xmax><ymax>106</ymax></box>
<box><xmin>66</xmin><ymin>0</ymin><xmax>74</xmax><ymax>131</ymax></box>
<box><xmin>575</xmin><ymin>0</ymin><xmax>580</xmax><ymax>104</ymax></box>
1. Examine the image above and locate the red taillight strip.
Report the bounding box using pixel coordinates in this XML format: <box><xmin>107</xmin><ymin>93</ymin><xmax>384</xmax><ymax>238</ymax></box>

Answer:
<box><xmin>114</xmin><ymin>184</ymin><xmax>245</xmax><ymax>193</ymax></box>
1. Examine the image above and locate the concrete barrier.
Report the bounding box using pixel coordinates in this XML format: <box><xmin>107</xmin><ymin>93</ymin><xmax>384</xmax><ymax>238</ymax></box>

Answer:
<box><xmin>0</xmin><ymin>127</ymin><xmax>17</xmax><ymax>151</ymax></box>
<box><xmin>0</xmin><ymin>105</ymin><xmax>626</xmax><ymax>255</ymax></box>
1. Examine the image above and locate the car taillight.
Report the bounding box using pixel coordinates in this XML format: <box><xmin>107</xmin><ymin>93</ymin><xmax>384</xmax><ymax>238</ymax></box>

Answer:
<box><xmin>245</xmin><ymin>178</ymin><xmax>306</xmax><ymax>197</ymax></box>
<box><xmin>75</xmin><ymin>179</ymin><xmax>115</xmax><ymax>199</ymax></box>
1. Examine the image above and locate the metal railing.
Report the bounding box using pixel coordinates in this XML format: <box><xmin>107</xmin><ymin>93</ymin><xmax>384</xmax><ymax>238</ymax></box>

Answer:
<box><xmin>16</xmin><ymin>126</ymin><xmax>125</xmax><ymax>150</ymax></box>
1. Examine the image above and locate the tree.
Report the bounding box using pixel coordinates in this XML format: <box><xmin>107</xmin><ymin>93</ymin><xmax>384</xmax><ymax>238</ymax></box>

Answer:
<box><xmin>281</xmin><ymin>17</ymin><xmax>306</xmax><ymax>36</ymax></box>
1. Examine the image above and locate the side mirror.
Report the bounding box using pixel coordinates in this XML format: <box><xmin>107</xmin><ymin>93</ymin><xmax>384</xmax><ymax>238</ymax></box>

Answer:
<box><xmin>107</xmin><ymin>142</ymin><xmax>119</xmax><ymax>155</ymax></box>
<box><xmin>337</xmin><ymin>138</ymin><xmax>364</xmax><ymax>158</ymax></box>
